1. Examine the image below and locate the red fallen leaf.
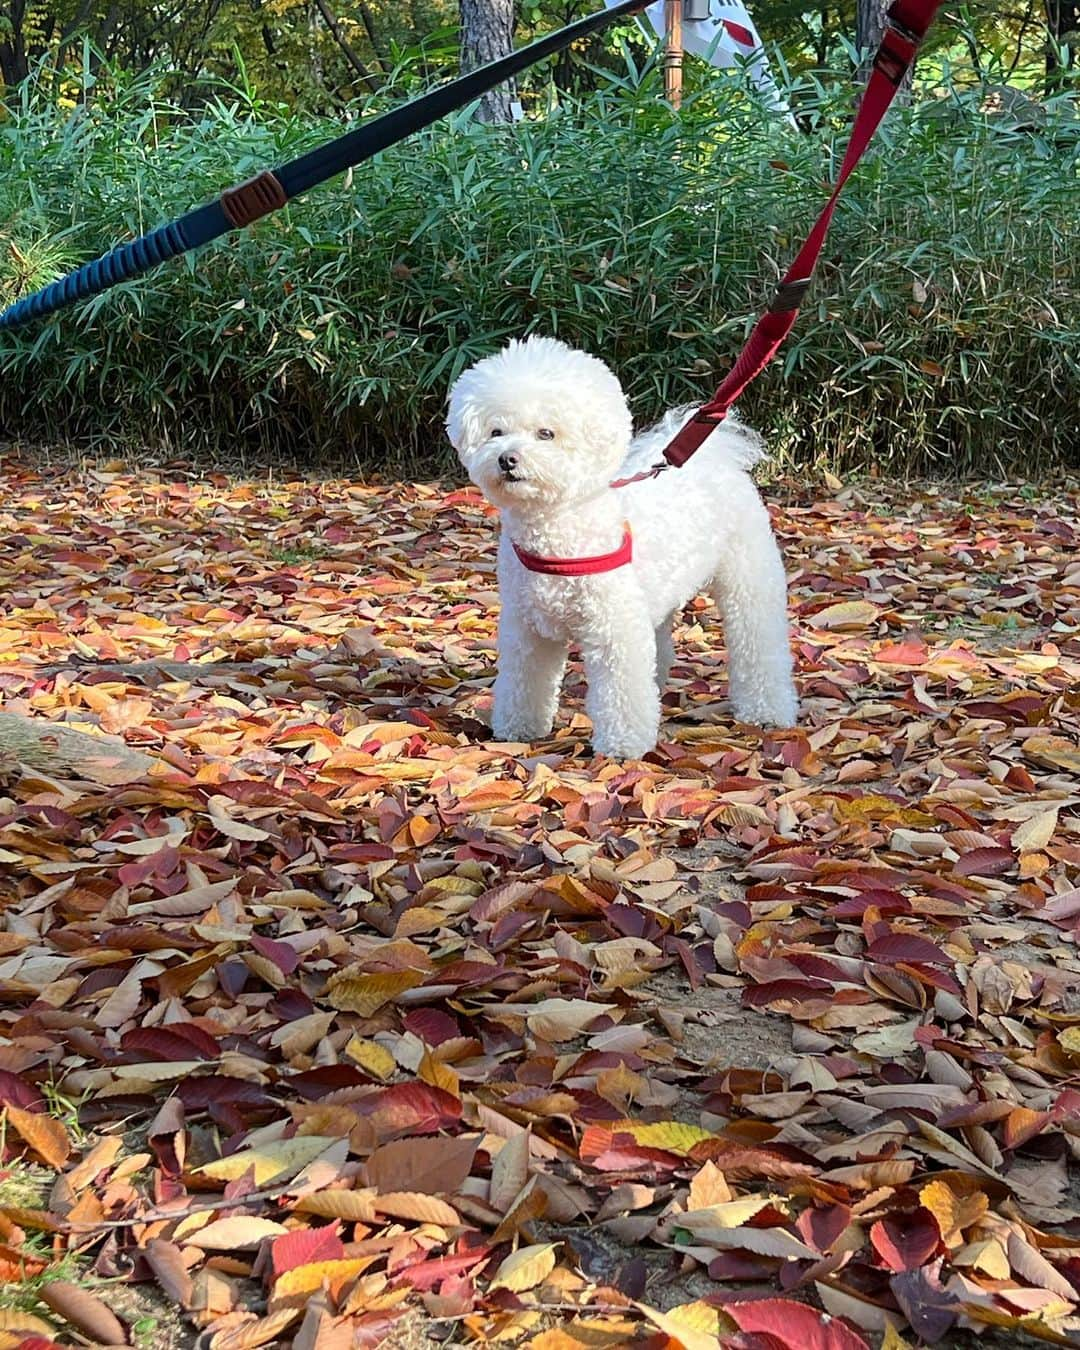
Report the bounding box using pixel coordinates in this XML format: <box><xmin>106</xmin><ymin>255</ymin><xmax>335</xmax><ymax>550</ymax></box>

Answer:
<box><xmin>122</xmin><ymin>1025</ymin><xmax>219</xmax><ymax>1061</ymax></box>
<box><xmin>725</xmin><ymin>1298</ymin><xmax>870</xmax><ymax>1350</ymax></box>
<box><xmin>964</xmin><ymin>694</ymin><xmax>1045</xmax><ymax>722</ymax></box>
<box><xmin>708</xmin><ymin>1252</ymin><xmax>778</xmax><ymax>1282</ymax></box>
<box><xmin>287</xmin><ymin>1066</ymin><xmax>368</xmax><ymax>1099</ymax></box>
<box><xmin>403</xmin><ymin>1009</ymin><xmax>462</xmax><ymax>1044</ymax></box>
<box><xmin>743</xmin><ymin>979</ymin><xmax>833</xmax><ymax>1007</ymax></box>
<box><xmin>796</xmin><ymin>1203</ymin><xmax>852</xmax><ymax>1254</ymax></box>
<box><xmin>251</xmin><ymin>934</ymin><xmax>301</xmax><ymax>975</ymax></box>
<box><xmin>351</xmin><ymin>1082</ymin><xmax>462</xmax><ymax>1136</ymax></box>
<box><xmin>0</xmin><ymin>1069</ymin><xmax>45</xmax><ymax>1112</ymax></box>
<box><xmin>176</xmin><ymin>1077</ymin><xmax>275</xmax><ymax>1110</ymax></box>
<box><xmin>831</xmin><ymin>891</ymin><xmax>912</xmax><ymax>920</ymax></box>
<box><xmin>953</xmin><ymin>847</ymin><xmax>1015</xmax><ymax>877</ymax></box>
<box><xmin>394</xmin><ymin>1247</ymin><xmax>491</xmax><ymax>1291</ymax></box>
<box><xmin>875</xmin><ymin>638</ymin><xmax>928</xmax><ymax>665</ymax></box>
<box><xmin>271</xmin><ymin>1223</ymin><xmax>344</xmax><ymax>1276</ymax></box>
<box><xmin>870</xmin><ymin>1209</ymin><xmax>940</xmax><ymax>1271</ymax></box>
<box><xmin>865</xmin><ymin>933</ymin><xmax>949</xmax><ymax>966</ymax></box>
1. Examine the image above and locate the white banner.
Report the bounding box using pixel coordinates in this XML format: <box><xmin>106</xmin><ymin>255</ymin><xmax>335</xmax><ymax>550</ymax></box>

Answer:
<box><xmin>605</xmin><ymin>0</ymin><xmax>788</xmax><ymax>114</ymax></box>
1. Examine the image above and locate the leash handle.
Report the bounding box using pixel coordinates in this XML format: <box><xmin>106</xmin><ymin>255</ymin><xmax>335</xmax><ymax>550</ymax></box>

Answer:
<box><xmin>0</xmin><ymin>0</ymin><xmax>651</xmax><ymax>332</ymax></box>
<box><xmin>657</xmin><ymin>0</ymin><xmax>942</xmax><ymax>471</ymax></box>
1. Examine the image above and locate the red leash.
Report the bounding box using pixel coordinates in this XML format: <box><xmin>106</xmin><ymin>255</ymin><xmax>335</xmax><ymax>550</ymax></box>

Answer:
<box><xmin>612</xmin><ymin>0</ymin><xmax>943</xmax><ymax>489</ymax></box>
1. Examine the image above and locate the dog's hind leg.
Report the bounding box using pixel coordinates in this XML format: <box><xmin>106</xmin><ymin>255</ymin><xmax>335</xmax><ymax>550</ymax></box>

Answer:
<box><xmin>491</xmin><ymin>613</ymin><xmax>567</xmax><ymax>744</ymax></box>
<box><xmin>710</xmin><ymin>500</ymin><xmax>798</xmax><ymax>728</ymax></box>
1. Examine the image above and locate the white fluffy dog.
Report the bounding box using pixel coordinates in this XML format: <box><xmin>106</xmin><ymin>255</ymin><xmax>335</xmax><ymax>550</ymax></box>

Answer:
<box><xmin>446</xmin><ymin>336</ymin><xmax>797</xmax><ymax>760</ymax></box>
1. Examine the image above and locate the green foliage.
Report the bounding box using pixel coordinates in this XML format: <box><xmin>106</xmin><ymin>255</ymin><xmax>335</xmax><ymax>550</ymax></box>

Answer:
<box><xmin>0</xmin><ymin>55</ymin><xmax>1077</xmax><ymax>476</ymax></box>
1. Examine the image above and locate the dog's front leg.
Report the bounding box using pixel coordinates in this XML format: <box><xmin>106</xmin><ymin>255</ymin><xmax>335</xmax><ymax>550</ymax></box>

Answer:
<box><xmin>491</xmin><ymin>610</ymin><xmax>567</xmax><ymax>744</ymax></box>
<box><xmin>582</xmin><ymin>611</ymin><xmax>660</xmax><ymax>761</ymax></box>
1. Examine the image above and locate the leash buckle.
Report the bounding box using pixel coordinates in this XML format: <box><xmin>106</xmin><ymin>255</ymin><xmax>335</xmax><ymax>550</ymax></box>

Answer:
<box><xmin>768</xmin><ymin>276</ymin><xmax>812</xmax><ymax>314</ymax></box>
<box><xmin>884</xmin><ymin>0</ymin><xmax>924</xmax><ymax>44</ymax></box>
<box><xmin>874</xmin><ymin>2</ymin><xmax>922</xmax><ymax>85</ymax></box>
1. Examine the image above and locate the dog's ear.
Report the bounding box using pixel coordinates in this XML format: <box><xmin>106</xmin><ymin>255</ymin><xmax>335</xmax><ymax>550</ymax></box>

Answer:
<box><xmin>445</xmin><ymin>368</ymin><xmax>484</xmax><ymax>456</ymax></box>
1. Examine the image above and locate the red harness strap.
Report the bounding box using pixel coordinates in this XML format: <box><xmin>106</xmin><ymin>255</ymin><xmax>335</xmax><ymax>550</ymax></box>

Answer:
<box><xmin>612</xmin><ymin>0</ymin><xmax>943</xmax><ymax>489</ymax></box>
<box><xmin>513</xmin><ymin>526</ymin><xmax>632</xmax><ymax>576</ymax></box>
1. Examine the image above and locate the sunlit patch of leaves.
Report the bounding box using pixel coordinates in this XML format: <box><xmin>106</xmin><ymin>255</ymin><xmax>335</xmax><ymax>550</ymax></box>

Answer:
<box><xmin>1</xmin><ymin>459</ymin><xmax>1080</xmax><ymax>1347</ymax></box>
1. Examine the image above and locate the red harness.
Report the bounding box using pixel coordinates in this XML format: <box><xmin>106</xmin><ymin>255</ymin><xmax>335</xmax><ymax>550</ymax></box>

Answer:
<box><xmin>513</xmin><ymin>525</ymin><xmax>632</xmax><ymax>576</ymax></box>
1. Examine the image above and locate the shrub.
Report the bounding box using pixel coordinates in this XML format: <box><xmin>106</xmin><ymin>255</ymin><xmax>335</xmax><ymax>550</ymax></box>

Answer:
<box><xmin>1</xmin><ymin>56</ymin><xmax>1077</xmax><ymax>475</ymax></box>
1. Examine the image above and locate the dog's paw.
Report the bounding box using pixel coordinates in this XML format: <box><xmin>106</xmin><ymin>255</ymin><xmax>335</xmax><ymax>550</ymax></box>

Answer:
<box><xmin>591</xmin><ymin>731</ymin><xmax>656</xmax><ymax>761</ymax></box>
<box><xmin>733</xmin><ymin>689</ymin><xmax>799</xmax><ymax>729</ymax></box>
<box><xmin>491</xmin><ymin>718</ymin><xmax>552</xmax><ymax>745</ymax></box>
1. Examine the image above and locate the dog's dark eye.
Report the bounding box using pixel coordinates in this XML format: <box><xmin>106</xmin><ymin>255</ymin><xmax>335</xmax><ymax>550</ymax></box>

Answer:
<box><xmin>536</xmin><ymin>428</ymin><xmax>555</xmax><ymax>441</ymax></box>
<box><xmin>489</xmin><ymin>428</ymin><xmax>504</xmax><ymax>438</ymax></box>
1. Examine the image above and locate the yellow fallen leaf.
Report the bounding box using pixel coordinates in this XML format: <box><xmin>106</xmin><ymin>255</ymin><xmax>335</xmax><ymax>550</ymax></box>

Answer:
<box><xmin>192</xmin><ymin>1135</ymin><xmax>337</xmax><ymax>1187</ymax></box>
<box><xmin>1024</xmin><ymin>736</ymin><xmax>1080</xmax><ymax>775</ymax></box>
<box><xmin>0</xmin><ymin>1309</ymin><xmax>56</xmax><ymax>1338</ymax></box>
<box><xmin>881</xmin><ymin>1326</ymin><xmax>915</xmax><ymax>1350</ymax></box>
<box><xmin>639</xmin><ymin>1300</ymin><xmax>728</xmax><ymax>1350</ymax></box>
<box><xmin>617</xmin><ymin>1120</ymin><xmax>713</xmax><ymax>1155</ymax></box>
<box><xmin>345</xmin><ymin>1036</ymin><xmax>397</xmax><ymax>1080</ymax></box>
<box><xmin>272</xmin><ymin>1257</ymin><xmax>377</xmax><ymax>1303</ymax></box>
<box><xmin>372</xmin><ymin>1191</ymin><xmax>460</xmax><ymax>1226</ymax></box>
<box><xmin>1059</xmin><ymin>1027</ymin><xmax>1080</xmax><ymax>1057</ymax></box>
<box><xmin>294</xmin><ymin>1189</ymin><xmax>377</xmax><ymax>1222</ymax></box>
<box><xmin>955</xmin><ymin>1237</ymin><xmax>1010</xmax><ymax>1280</ymax></box>
<box><xmin>418</xmin><ymin>1048</ymin><xmax>459</xmax><ymax>1098</ymax></box>
<box><xmin>489</xmin><ymin>1243</ymin><xmax>558</xmax><ymax>1293</ymax></box>
<box><xmin>394</xmin><ymin>905</ymin><xmax>445</xmax><ymax>938</ymax></box>
<box><xmin>184</xmin><ymin>1216</ymin><xmax>288</xmax><ymax>1249</ymax></box>
<box><xmin>326</xmin><ymin>967</ymin><xmax>424</xmax><ymax>1016</ymax></box>
<box><xmin>811</xmin><ymin>600</ymin><xmax>881</xmax><ymax>631</ymax></box>
<box><xmin>919</xmin><ymin>1177</ymin><xmax>988</xmax><ymax>1248</ymax></box>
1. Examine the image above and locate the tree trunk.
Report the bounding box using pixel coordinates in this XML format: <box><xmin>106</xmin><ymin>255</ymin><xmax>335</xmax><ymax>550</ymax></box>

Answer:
<box><xmin>1046</xmin><ymin>0</ymin><xmax>1078</xmax><ymax>77</ymax></box>
<box><xmin>460</xmin><ymin>0</ymin><xmax>516</xmax><ymax>123</ymax></box>
<box><xmin>0</xmin><ymin>0</ymin><xmax>29</xmax><ymax>89</ymax></box>
<box><xmin>855</xmin><ymin>0</ymin><xmax>912</xmax><ymax>91</ymax></box>
<box><xmin>313</xmin><ymin>0</ymin><xmax>379</xmax><ymax>93</ymax></box>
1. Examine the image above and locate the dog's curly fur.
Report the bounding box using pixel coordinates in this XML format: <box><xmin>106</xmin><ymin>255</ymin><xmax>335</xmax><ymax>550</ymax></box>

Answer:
<box><xmin>447</xmin><ymin>336</ymin><xmax>797</xmax><ymax>759</ymax></box>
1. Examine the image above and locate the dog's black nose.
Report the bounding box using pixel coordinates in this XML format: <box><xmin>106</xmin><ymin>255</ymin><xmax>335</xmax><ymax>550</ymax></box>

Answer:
<box><xmin>498</xmin><ymin>452</ymin><xmax>519</xmax><ymax>475</ymax></box>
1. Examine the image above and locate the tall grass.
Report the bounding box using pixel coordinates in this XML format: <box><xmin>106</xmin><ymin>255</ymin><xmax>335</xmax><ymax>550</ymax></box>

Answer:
<box><xmin>0</xmin><ymin>53</ymin><xmax>1077</xmax><ymax>476</ymax></box>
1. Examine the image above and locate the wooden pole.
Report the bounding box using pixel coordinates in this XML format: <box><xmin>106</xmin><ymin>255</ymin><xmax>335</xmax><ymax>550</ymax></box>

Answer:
<box><xmin>664</xmin><ymin>0</ymin><xmax>683</xmax><ymax>109</ymax></box>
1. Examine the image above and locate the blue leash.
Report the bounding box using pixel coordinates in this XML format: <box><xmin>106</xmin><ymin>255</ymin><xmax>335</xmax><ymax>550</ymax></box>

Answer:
<box><xmin>0</xmin><ymin>0</ymin><xmax>650</xmax><ymax>333</ymax></box>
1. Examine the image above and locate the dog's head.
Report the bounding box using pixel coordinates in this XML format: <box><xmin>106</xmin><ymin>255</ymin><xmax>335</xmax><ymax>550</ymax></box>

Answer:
<box><xmin>446</xmin><ymin>336</ymin><xmax>633</xmax><ymax>511</ymax></box>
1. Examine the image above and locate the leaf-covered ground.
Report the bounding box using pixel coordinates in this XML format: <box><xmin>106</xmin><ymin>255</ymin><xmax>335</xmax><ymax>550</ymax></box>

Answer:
<box><xmin>2</xmin><ymin>455</ymin><xmax>1080</xmax><ymax>1350</ymax></box>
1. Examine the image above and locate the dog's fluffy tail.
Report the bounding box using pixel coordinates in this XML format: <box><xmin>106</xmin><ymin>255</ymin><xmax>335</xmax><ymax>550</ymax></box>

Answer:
<box><xmin>620</xmin><ymin>405</ymin><xmax>766</xmax><ymax>477</ymax></box>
